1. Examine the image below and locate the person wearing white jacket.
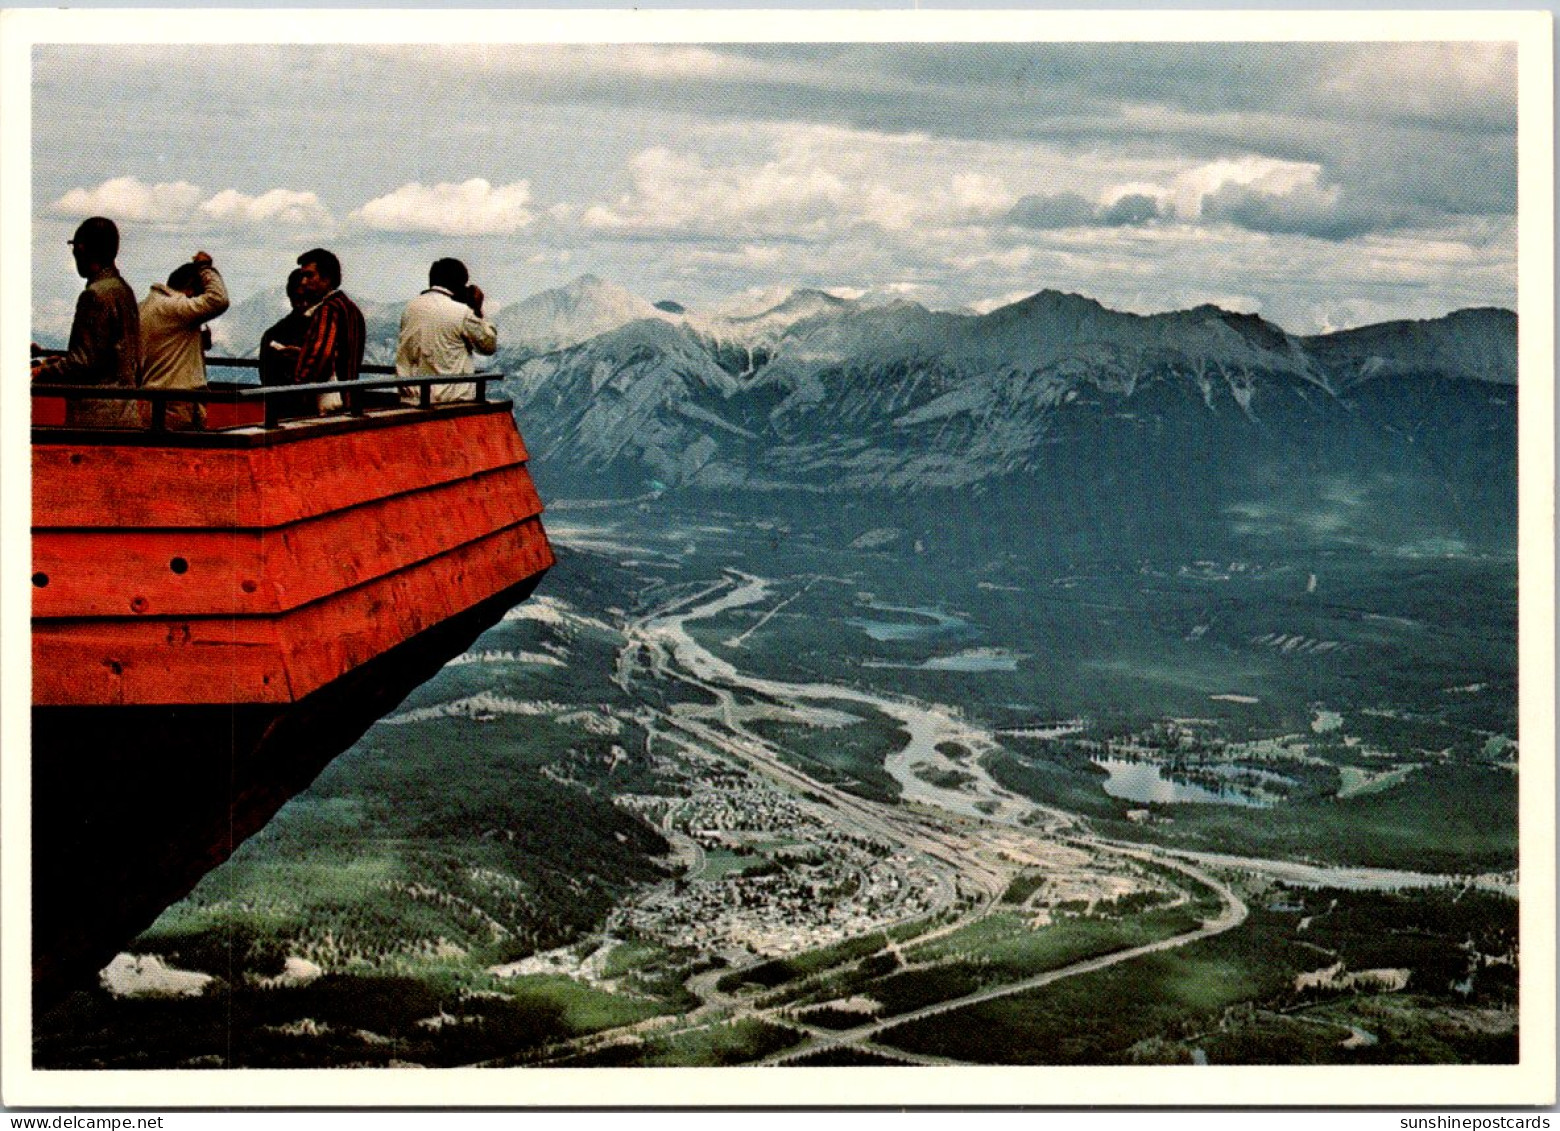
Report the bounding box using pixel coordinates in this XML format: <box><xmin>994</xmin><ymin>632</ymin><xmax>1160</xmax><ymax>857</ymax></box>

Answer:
<box><xmin>396</xmin><ymin>257</ymin><xmax>498</xmax><ymax>405</ymax></box>
<box><xmin>138</xmin><ymin>251</ymin><xmax>230</xmax><ymax>430</ymax></box>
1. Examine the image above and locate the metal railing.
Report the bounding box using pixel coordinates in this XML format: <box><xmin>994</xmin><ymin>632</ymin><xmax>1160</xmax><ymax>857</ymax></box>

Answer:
<box><xmin>31</xmin><ymin>354</ymin><xmax>502</xmax><ymax>433</ymax></box>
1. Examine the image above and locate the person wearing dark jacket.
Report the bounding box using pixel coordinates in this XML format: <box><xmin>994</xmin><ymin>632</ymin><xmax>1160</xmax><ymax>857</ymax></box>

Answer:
<box><xmin>259</xmin><ymin>269</ymin><xmax>309</xmax><ymax>385</ymax></box>
<box><xmin>258</xmin><ymin>268</ymin><xmax>316</xmax><ymax>420</ymax></box>
<box><xmin>32</xmin><ymin>216</ymin><xmax>141</xmax><ymax>427</ymax></box>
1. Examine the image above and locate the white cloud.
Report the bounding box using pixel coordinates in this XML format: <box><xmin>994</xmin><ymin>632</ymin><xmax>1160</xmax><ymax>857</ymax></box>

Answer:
<box><xmin>952</xmin><ymin>246</ymin><xmax>1037</xmax><ymax>273</ymax></box>
<box><xmin>1093</xmin><ymin>159</ymin><xmax>1330</xmax><ymax>225</ymax></box>
<box><xmin>50</xmin><ymin>177</ymin><xmax>202</xmax><ymax>224</ymax></box>
<box><xmin>1099</xmin><ymin>181</ymin><xmax>1173</xmax><ymax>212</ymax></box>
<box><xmin>585</xmin><ymin>146</ymin><xmax>852</xmax><ymax>234</ymax></box>
<box><xmin>49</xmin><ymin>177</ymin><xmax>337</xmax><ymax>232</ymax></box>
<box><xmin>968</xmin><ymin>289</ymin><xmax>1040</xmax><ymax>315</ymax></box>
<box><xmin>944</xmin><ymin>173</ymin><xmax>1014</xmax><ymax>222</ymax></box>
<box><xmin>680</xmin><ymin>243</ymin><xmax>789</xmax><ymax>271</ymax></box>
<box><xmin>1194</xmin><ymin>292</ymin><xmax>1263</xmax><ymax>315</ymax></box>
<box><xmin>1171</xmin><ymin>157</ymin><xmax>1329</xmax><ymax>221</ymax></box>
<box><xmin>831</xmin><ymin>281</ymin><xmax>930</xmax><ymax>302</ymax></box>
<box><xmin>199</xmin><ymin>188</ymin><xmax>332</xmax><ymax>228</ymax></box>
<box><xmin>581</xmin><ymin>135</ymin><xmax>1015</xmax><ymax>240</ymax></box>
<box><xmin>1087</xmin><ymin>157</ymin><xmax>1378</xmax><ymax>239</ymax></box>
<box><xmin>353</xmin><ymin>179</ymin><xmax>535</xmax><ymax>236</ymax></box>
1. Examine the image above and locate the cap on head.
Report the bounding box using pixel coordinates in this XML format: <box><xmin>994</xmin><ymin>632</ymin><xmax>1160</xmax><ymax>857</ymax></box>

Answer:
<box><xmin>296</xmin><ymin>247</ymin><xmax>342</xmax><ymax>288</ymax></box>
<box><xmin>429</xmin><ymin>257</ymin><xmax>469</xmax><ymax>293</ymax></box>
<box><xmin>69</xmin><ymin>216</ymin><xmax>119</xmax><ymax>263</ymax></box>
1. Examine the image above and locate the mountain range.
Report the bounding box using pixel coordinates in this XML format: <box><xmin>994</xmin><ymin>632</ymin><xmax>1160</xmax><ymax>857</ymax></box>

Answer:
<box><xmin>36</xmin><ymin>274</ymin><xmax>1517</xmax><ymax>556</ymax></box>
<box><xmin>482</xmin><ymin>281</ymin><xmax>1516</xmax><ymax>559</ymax></box>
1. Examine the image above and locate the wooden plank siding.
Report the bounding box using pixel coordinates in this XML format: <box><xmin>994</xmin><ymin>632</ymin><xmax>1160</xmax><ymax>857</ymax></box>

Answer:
<box><xmin>33</xmin><ymin>409</ymin><xmax>555</xmax><ymax>708</ymax></box>
<box><xmin>32</xmin><ymin>465</ymin><xmax>543</xmax><ymax>619</ymax></box>
<box><xmin>33</xmin><ymin>411</ymin><xmax>530</xmax><ymax>529</ymax></box>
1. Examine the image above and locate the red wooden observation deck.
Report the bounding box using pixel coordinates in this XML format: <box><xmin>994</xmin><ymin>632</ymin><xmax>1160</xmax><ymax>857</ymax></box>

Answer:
<box><xmin>30</xmin><ymin>364</ymin><xmax>554</xmax><ymax>1006</ymax></box>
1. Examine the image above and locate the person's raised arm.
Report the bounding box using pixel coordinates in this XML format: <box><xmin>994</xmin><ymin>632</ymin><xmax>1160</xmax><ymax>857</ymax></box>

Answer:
<box><xmin>183</xmin><ymin>253</ymin><xmax>230</xmax><ymax>323</ymax></box>
<box><xmin>462</xmin><ymin>284</ymin><xmax>498</xmax><ymax>356</ymax></box>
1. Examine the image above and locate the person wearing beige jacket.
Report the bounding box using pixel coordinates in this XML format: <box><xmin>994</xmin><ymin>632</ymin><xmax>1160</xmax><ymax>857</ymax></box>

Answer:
<box><xmin>396</xmin><ymin>257</ymin><xmax>498</xmax><ymax>405</ymax></box>
<box><xmin>138</xmin><ymin>251</ymin><xmax>230</xmax><ymax>430</ymax></box>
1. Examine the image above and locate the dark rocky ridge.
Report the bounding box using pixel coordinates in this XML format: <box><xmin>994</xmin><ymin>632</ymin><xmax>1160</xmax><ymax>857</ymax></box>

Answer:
<box><xmin>496</xmin><ymin>289</ymin><xmax>1515</xmax><ymax>561</ymax></box>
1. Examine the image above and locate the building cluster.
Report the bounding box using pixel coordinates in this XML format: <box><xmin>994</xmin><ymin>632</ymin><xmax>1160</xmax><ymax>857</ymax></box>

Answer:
<box><xmin>617</xmin><ymin>779</ymin><xmax>942</xmax><ymax>958</ymax></box>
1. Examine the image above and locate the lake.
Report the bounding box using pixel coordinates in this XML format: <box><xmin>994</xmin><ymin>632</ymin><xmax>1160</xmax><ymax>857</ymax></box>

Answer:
<box><xmin>1091</xmin><ymin>757</ymin><xmax>1291</xmax><ymax>808</ymax></box>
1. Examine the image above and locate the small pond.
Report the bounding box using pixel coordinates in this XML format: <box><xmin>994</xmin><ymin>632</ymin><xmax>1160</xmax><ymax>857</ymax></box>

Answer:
<box><xmin>1092</xmin><ymin>757</ymin><xmax>1293</xmax><ymax>808</ymax></box>
<box><xmin>922</xmin><ymin>649</ymin><xmax>1020</xmax><ymax>672</ymax></box>
<box><xmin>847</xmin><ymin>602</ymin><xmax>970</xmax><ymax>643</ymax></box>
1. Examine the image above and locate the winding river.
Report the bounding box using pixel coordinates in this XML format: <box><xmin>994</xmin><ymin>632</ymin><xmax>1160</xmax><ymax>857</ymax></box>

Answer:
<box><xmin>636</xmin><ymin>569</ymin><xmax>1508</xmax><ymax>897</ymax></box>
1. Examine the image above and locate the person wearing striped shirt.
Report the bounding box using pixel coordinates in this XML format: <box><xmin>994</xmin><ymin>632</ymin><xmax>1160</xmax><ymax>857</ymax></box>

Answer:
<box><xmin>292</xmin><ymin>247</ymin><xmax>365</xmax><ymax>415</ymax></box>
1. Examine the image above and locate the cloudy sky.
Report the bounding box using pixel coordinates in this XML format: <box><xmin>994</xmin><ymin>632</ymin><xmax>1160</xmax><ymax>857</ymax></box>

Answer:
<box><xmin>30</xmin><ymin>39</ymin><xmax>1519</xmax><ymax>334</ymax></box>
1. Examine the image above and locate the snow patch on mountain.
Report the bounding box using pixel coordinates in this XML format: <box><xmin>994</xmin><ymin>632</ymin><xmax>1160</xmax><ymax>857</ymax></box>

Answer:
<box><xmin>677</xmin><ymin>401</ymin><xmax>758</xmax><ymax>438</ymax></box>
<box><xmin>495</xmin><ymin>274</ymin><xmax>673</xmax><ymax>355</ymax></box>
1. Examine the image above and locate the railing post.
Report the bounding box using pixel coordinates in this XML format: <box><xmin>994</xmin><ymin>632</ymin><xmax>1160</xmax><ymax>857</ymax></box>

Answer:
<box><xmin>420</xmin><ymin>381</ymin><xmax>432</xmax><ymax>409</ymax></box>
<box><xmin>149</xmin><ymin>396</ymin><xmax>166</xmax><ymax>434</ymax></box>
<box><xmin>475</xmin><ymin>378</ymin><xmax>488</xmax><ymax>404</ymax></box>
